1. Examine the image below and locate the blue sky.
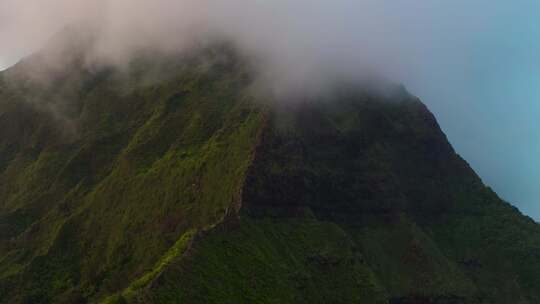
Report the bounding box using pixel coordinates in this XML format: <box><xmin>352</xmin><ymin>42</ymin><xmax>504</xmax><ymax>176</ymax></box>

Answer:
<box><xmin>402</xmin><ymin>2</ymin><xmax>540</xmax><ymax>220</ymax></box>
<box><xmin>0</xmin><ymin>0</ymin><xmax>539</xmax><ymax>220</ymax></box>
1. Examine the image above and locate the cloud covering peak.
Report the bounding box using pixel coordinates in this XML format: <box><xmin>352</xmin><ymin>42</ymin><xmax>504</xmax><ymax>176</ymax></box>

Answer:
<box><xmin>2</xmin><ymin>1</ymin><xmax>540</xmax><ymax>220</ymax></box>
<box><xmin>0</xmin><ymin>0</ymin><xmax>494</xmax><ymax>91</ymax></box>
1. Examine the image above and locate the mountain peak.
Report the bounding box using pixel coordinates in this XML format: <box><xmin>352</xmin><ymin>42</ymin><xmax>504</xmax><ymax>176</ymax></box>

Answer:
<box><xmin>0</xmin><ymin>45</ymin><xmax>539</xmax><ymax>304</ymax></box>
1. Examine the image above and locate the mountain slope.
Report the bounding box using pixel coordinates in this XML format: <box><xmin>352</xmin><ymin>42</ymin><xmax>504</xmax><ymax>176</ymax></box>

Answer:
<box><xmin>136</xmin><ymin>88</ymin><xmax>540</xmax><ymax>304</ymax></box>
<box><xmin>0</xmin><ymin>44</ymin><xmax>539</xmax><ymax>304</ymax></box>
<box><xmin>0</xmin><ymin>45</ymin><xmax>267</xmax><ymax>303</ymax></box>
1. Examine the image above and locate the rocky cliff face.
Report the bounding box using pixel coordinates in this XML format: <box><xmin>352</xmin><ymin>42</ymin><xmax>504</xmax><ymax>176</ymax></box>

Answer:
<box><xmin>0</xmin><ymin>44</ymin><xmax>539</xmax><ymax>304</ymax></box>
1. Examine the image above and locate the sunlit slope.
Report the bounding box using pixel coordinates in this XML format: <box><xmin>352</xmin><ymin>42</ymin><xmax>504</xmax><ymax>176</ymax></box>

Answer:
<box><xmin>0</xmin><ymin>47</ymin><xmax>266</xmax><ymax>303</ymax></box>
<box><xmin>0</xmin><ymin>45</ymin><xmax>539</xmax><ymax>304</ymax></box>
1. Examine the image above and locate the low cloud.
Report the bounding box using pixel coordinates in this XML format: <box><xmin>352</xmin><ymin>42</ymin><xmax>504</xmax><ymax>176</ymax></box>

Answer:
<box><xmin>0</xmin><ymin>0</ymin><xmax>497</xmax><ymax>94</ymax></box>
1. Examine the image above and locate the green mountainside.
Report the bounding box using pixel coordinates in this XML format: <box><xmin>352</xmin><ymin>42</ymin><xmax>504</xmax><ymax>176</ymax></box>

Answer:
<box><xmin>0</xmin><ymin>42</ymin><xmax>539</xmax><ymax>304</ymax></box>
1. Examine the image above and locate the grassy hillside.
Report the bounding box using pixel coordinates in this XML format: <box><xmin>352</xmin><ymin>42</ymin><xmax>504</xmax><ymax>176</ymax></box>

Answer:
<box><xmin>0</xmin><ymin>44</ymin><xmax>539</xmax><ymax>303</ymax></box>
<box><xmin>0</xmin><ymin>46</ymin><xmax>267</xmax><ymax>303</ymax></box>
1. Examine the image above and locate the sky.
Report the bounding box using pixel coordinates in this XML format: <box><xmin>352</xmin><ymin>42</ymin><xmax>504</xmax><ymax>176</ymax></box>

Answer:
<box><xmin>0</xmin><ymin>0</ymin><xmax>539</xmax><ymax>220</ymax></box>
<box><xmin>0</xmin><ymin>57</ymin><xmax>17</xmax><ymax>70</ymax></box>
<box><xmin>401</xmin><ymin>3</ymin><xmax>540</xmax><ymax>221</ymax></box>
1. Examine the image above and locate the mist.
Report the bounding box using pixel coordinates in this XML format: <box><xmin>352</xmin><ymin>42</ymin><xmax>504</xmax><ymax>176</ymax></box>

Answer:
<box><xmin>1</xmin><ymin>0</ymin><xmax>539</xmax><ymax>220</ymax></box>
<box><xmin>0</xmin><ymin>0</ymin><xmax>494</xmax><ymax>92</ymax></box>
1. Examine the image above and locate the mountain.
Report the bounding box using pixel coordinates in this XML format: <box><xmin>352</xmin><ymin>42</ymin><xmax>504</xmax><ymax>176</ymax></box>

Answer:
<box><xmin>0</xmin><ymin>41</ymin><xmax>539</xmax><ymax>304</ymax></box>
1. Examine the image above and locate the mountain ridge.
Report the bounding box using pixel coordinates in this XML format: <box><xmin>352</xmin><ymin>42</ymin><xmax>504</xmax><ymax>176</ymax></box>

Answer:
<box><xmin>0</xmin><ymin>42</ymin><xmax>539</xmax><ymax>304</ymax></box>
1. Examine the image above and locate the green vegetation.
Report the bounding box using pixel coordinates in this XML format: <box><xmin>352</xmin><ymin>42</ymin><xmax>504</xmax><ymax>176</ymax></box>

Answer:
<box><xmin>0</xmin><ymin>46</ymin><xmax>266</xmax><ymax>303</ymax></box>
<box><xmin>0</xmin><ymin>44</ymin><xmax>539</xmax><ymax>303</ymax></box>
<box><xmin>140</xmin><ymin>218</ymin><xmax>388</xmax><ymax>304</ymax></box>
<box><xmin>103</xmin><ymin>228</ymin><xmax>196</xmax><ymax>303</ymax></box>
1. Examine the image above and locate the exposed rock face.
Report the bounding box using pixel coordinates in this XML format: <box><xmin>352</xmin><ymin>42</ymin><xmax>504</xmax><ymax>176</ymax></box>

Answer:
<box><xmin>0</xmin><ymin>44</ymin><xmax>539</xmax><ymax>304</ymax></box>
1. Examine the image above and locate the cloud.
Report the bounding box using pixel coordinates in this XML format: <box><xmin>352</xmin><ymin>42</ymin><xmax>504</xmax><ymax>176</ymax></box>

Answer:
<box><xmin>0</xmin><ymin>0</ymin><xmax>498</xmax><ymax>94</ymax></box>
